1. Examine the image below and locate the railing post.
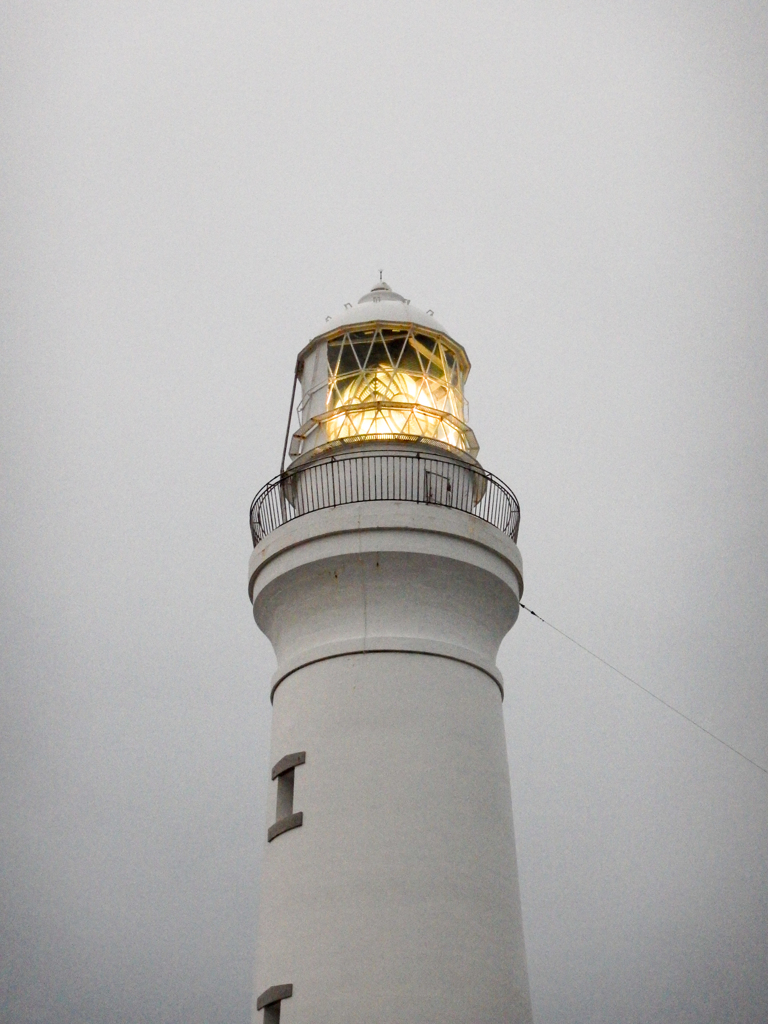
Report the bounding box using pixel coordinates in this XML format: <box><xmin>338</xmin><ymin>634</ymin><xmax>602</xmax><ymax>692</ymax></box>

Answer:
<box><xmin>279</xmin><ymin>472</ymin><xmax>288</xmax><ymax>528</ymax></box>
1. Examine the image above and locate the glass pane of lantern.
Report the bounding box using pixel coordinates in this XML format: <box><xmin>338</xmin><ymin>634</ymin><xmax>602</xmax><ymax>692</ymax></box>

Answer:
<box><xmin>322</xmin><ymin>325</ymin><xmax>473</xmax><ymax>455</ymax></box>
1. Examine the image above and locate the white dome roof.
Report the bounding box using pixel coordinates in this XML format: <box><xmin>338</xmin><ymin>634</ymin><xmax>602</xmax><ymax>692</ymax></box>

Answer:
<box><xmin>312</xmin><ymin>280</ymin><xmax>450</xmax><ymax>338</ymax></box>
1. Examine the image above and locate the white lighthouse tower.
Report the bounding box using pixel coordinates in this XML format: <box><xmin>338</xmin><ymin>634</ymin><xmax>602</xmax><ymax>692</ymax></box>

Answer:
<box><xmin>248</xmin><ymin>281</ymin><xmax>532</xmax><ymax>1024</ymax></box>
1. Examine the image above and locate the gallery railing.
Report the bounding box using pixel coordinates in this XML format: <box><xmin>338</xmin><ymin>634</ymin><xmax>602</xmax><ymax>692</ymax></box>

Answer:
<box><xmin>250</xmin><ymin>450</ymin><xmax>520</xmax><ymax>545</ymax></box>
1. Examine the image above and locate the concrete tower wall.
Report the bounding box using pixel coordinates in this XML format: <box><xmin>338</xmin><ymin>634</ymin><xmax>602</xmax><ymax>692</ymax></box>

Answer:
<box><xmin>249</xmin><ymin>503</ymin><xmax>533</xmax><ymax>1023</ymax></box>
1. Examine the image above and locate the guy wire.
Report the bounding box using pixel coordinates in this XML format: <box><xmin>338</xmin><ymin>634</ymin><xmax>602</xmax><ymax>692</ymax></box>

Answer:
<box><xmin>518</xmin><ymin>603</ymin><xmax>767</xmax><ymax>777</ymax></box>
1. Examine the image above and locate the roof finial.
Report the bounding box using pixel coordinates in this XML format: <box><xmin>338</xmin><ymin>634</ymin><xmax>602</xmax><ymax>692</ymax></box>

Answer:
<box><xmin>379</xmin><ymin>269</ymin><xmax>383</xmax><ymax>281</ymax></box>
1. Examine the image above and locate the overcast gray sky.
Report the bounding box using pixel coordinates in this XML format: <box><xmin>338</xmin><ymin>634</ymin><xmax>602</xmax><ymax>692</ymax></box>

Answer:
<box><xmin>1</xmin><ymin>2</ymin><xmax>767</xmax><ymax>1022</ymax></box>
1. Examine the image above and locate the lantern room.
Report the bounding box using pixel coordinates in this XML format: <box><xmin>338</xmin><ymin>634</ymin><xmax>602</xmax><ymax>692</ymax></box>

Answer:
<box><xmin>287</xmin><ymin>281</ymin><xmax>479</xmax><ymax>463</ymax></box>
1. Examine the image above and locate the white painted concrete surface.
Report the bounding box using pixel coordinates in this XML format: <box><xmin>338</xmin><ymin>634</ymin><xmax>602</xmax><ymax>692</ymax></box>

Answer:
<box><xmin>249</xmin><ymin>501</ymin><xmax>533</xmax><ymax>1023</ymax></box>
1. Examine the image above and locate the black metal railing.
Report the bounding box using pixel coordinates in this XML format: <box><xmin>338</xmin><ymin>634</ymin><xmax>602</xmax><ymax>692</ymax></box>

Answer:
<box><xmin>250</xmin><ymin>451</ymin><xmax>520</xmax><ymax>545</ymax></box>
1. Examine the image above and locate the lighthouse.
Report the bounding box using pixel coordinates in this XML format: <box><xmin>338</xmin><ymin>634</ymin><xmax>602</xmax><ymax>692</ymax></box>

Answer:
<box><xmin>248</xmin><ymin>281</ymin><xmax>533</xmax><ymax>1024</ymax></box>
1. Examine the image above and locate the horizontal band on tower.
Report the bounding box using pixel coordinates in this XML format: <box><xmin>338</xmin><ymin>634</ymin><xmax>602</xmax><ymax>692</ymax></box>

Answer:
<box><xmin>269</xmin><ymin>636</ymin><xmax>504</xmax><ymax>702</ymax></box>
<box><xmin>248</xmin><ymin>500</ymin><xmax>523</xmax><ymax>606</ymax></box>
